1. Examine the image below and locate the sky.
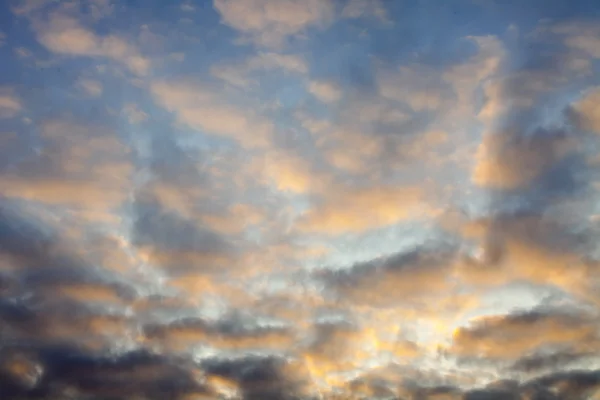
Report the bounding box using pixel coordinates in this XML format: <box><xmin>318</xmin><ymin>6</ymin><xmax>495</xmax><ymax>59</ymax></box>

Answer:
<box><xmin>1</xmin><ymin>0</ymin><xmax>600</xmax><ymax>399</ymax></box>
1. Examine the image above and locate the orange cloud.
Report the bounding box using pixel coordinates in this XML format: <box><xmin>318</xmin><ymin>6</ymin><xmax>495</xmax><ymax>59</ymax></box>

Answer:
<box><xmin>451</xmin><ymin>216</ymin><xmax>593</xmax><ymax>299</ymax></box>
<box><xmin>571</xmin><ymin>87</ymin><xmax>600</xmax><ymax>133</ymax></box>
<box><xmin>150</xmin><ymin>80</ymin><xmax>273</xmax><ymax>148</ymax></box>
<box><xmin>297</xmin><ymin>184</ymin><xmax>427</xmax><ymax>234</ymax></box>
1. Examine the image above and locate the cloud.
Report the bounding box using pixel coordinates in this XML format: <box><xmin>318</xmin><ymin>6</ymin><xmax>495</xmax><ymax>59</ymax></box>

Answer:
<box><xmin>252</xmin><ymin>150</ymin><xmax>328</xmax><ymax>194</ymax></box>
<box><xmin>4</xmin><ymin>2</ymin><xmax>600</xmax><ymax>398</ymax></box>
<box><xmin>0</xmin><ymin>126</ymin><xmax>131</xmax><ymax>232</ymax></box>
<box><xmin>33</xmin><ymin>13</ymin><xmax>150</xmax><ymax>75</ymax></box>
<box><xmin>213</xmin><ymin>0</ymin><xmax>334</xmax><ymax>47</ymax></box>
<box><xmin>296</xmin><ymin>183</ymin><xmax>428</xmax><ymax>234</ymax></box>
<box><xmin>451</xmin><ymin>212</ymin><xmax>597</xmax><ymax>297</ymax></box>
<box><xmin>472</xmin><ymin>125</ymin><xmax>580</xmax><ymax>190</ymax></box>
<box><xmin>0</xmin><ymin>201</ymin><xmax>140</xmax><ymax>355</ymax></box>
<box><xmin>442</xmin><ymin>36</ymin><xmax>505</xmax><ymax>118</ymax></box>
<box><xmin>308</xmin><ymin>80</ymin><xmax>342</xmax><ymax>104</ymax></box>
<box><xmin>552</xmin><ymin>21</ymin><xmax>600</xmax><ymax>58</ymax></box>
<box><xmin>316</xmin><ymin>243</ymin><xmax>455</xmax><ymax>307</ymax></box>
<box><xmin>76</xmin><ymin>78</ymin><xmax>103</xmax><ymax>97</ymax></box>
<box><xmin>378</xmin><ymin>65</ymin><xmax>452</xmax><ymax>112</ymax></box>
<box><xmin>312</xmin><ymin>124</ymin><xmax>385</xmax><ymax>174</ymax></box>
<box><xmin>180</xmin><ymin>2</ymin><xmax>195</xmax><ymax>12</ymax></box>
<box><xmin>0</xmin><ymin>344</ymin><xmax>209</xmax><ymax>399</ymax></box>
<box><xmin>451</xmin><ymin>308</ymin><xmax>598</xmax><ymax>360</ymax></box>
<box><xmin>142</xmin><ymin>312</ymin><xmax>294</xmax><ymax>354</ymax></box>
<box><xmin>570</xmin><ymin>86</ymin><xmax>600</xmax><ymax>133</ymax></box>
<box><xmin>0</xmin><ymin>89</ymin><xmax>22</xmax><ymax>118</ymax></box>
<box><xmin>341</xmin><ymin>0</ymin><xmax>389</xmax><ymax>22</ymax></box>
<box><xmin>0</xmin><ymin>119</ymin><xmax>132</xmax><ymax>221</ymax></box>
<box><xmin>211</xmin><ymin>52</ymin><xmax>308</xmax><ymax>88</ymax></box>
<box><xmin>122</xmin><ymin>103</ymin><xmax>148</xmax><ymax>124</ymax></box>
<box><xmin>132</xmin><ymin>194</ymin><xmax>235</xmax><ymax>274</ymax></box>
<box><xmin>150</xmin><ymin>80</ymin><xmax>274</xmax><ymax>148</ymax></box>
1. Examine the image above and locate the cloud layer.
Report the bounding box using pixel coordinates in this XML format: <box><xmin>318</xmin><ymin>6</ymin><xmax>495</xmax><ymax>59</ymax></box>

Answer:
<box><xmin>2</xmin><ymin>0</ymin><xmax>600</xmax><ymax>399</ymax></box>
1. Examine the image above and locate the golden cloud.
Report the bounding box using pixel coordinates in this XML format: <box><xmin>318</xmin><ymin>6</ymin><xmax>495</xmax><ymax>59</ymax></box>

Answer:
<box><xmin>571</xmin><ymin>87</ymin><xmax>600</xmax><ymax>133</ymax></box>
<box><xmin>297</xmin><ymin>184</ymin><xmax>427</xmax><ymax>234</ymax></box>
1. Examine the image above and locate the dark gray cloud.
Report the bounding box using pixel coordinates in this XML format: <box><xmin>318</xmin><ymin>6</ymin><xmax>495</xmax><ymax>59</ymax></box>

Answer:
<box><xmin>0</xmin><ymin>344</ymin><xmax>210</xmax><ymax>400</ymax></box>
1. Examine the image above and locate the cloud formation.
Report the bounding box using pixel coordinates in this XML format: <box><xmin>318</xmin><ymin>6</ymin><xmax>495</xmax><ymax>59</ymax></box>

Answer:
<box><xmin>2</xmin><ymin>0</ymin><xmax>600</xmax><ymax>399</ymax></box>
